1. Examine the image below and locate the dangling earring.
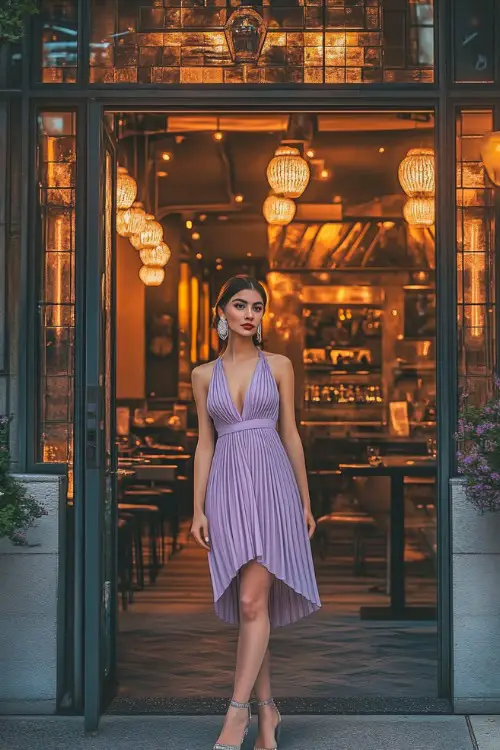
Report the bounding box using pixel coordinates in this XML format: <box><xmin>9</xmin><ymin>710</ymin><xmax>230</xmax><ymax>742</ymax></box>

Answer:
<box><xmin>217</xmin><ymin>317</ymin><xmax>228</xmax><ymax>340</ymax></box>
<box><xmin>256</xmin><ymin>323</ymin><xmax>262</xmax><ymax>343</ymax></box>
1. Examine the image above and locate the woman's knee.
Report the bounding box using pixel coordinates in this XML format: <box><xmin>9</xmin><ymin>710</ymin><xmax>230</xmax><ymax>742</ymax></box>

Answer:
<box><xmin>239</xmin><ymin>592</ymin><xmax>267</xmax><ymax>622</ymax></box>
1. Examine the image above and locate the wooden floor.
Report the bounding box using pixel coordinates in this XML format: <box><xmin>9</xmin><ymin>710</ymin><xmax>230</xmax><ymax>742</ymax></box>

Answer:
<box><xmin>117</xmin><ymin>523</ymin><xmax>438</xmax><ymax>698</ymax></box>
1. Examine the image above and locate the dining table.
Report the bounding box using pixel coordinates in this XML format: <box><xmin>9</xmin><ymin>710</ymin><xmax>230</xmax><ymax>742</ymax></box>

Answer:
<box><xmin>339</xmin><ymin>456</ymin><xmax>437</xmax><ymax>621</ymax></box>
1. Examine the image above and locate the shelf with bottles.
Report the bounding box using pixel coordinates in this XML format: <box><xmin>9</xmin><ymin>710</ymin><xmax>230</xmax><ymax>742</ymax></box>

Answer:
<box><xmin>304</xmin><ymin>382</ymin><xmax>384</xmax><ymax>407</ymax></box>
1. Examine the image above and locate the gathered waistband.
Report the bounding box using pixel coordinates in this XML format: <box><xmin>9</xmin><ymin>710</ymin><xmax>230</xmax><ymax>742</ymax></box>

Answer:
<box><xmin>216</xmin><ymin>418</ymin><xmax>277</xmax><ymax>437</ymax></box>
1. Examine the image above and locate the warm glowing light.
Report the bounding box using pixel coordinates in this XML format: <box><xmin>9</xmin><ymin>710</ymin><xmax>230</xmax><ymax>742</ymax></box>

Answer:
<box><xmin>320</xmin><ymin>168</ymin><xmax>330</xmax><ymax>180</ymax></box>
<box><xmin>461</xmin><ymin>217</ymin><xmax>486</xmax><ymax>336</ymax></box>
<box><xmin>118</xmin><ymin>201</ymin><xmax>146</xmax><ymax>238</ymax></box>
<box><xmin>192</xmin><ymin>231</ymin><xmax>200</xmax><ymax>240</ymax></box>
<box><xmin>157</xmin><ymin>170</ymin><xmax>168</xmax><ymax>178</ymax></box>
<box><xmin>263</xmin><ymin>194</ymin><xmax>296</xmax><ymax>226</ymax></box>
<box><xmin>161</xmin><ymin>152</ymin><xmax>172</xmax><ymax>161</ymax></box>
<box><xmin>116</xmin><ymin>166</ymin><xmax>137</xmax><ymax>209</ymax></box>
<box><xmin>139</xmin><ymin>265</ymin><xmax>165</xmax><ymax>286</ymax></box>
<box><xmin>403</xmin><ymin>197</ymin><xmax>435</xmax><ymax>227</ymax></box>
<box><xmin>186</xmin><ymin>220</ymin><xmax>193</xmax><ymax>229</ymax></box>
<box><xmin>213</xmin><ymin>131</ymin><xmax>224</xmax><ymax>141</ymax></box>
<box><xmin>196</xmin><ymin>252</ymin><xmax>203</xmax><ymax>259</ymax></box>
<box><xmin>140</xmin><ymin>217</ymin><xmax>163</xmax><ymax>247</ymax></box>
<box><xmin>235</xmin><ymin>194</ymin><xmax>244</xmax><ymax>203</ymax></box>
<box><xmin>306</xmin><ymin>149</ymin><xmax>315</xmax><ymax>158</ymax></box>
<box><xmin>481</xmin><ymin>131</ymin><xmax>500</xmax><ymax>186</ymax></box>
<box><xmin>216</xmin><ymin>263</ymin><xmax>223</xmax><ymax>270</ymax></box>
<box><xmin>140</xmin><ymin>241</ymin><xmax>171</xmax><ymax>267</ymax></box>
<box><xmin>398</xmin><ymin>148</ymin><xmax>435</xmax><ymax>198</ymax></box>
<box><xmin>379</xmin><ymin>147</ymin><xmax>385</xmax><ymax>153</ymax></box>
<box><xmin>199</xmin><ymin>214</ymin><xmax>207</xmax><ymax>222</ymax></box>
<box><xmin>266</xmin><ymin>145</ymin><xmax>310</xmax><ymax>198</ymax></box>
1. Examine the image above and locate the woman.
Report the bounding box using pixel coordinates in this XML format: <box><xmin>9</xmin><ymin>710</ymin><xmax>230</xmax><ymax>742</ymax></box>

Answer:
<box><xmin>191</xmin><ymin>274</ymin><xmax>321</xmax><ymax>750</ymax></box>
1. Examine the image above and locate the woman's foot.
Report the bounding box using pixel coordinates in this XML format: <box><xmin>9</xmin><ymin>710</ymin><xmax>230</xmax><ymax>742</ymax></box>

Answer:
<box><xmin>214</xmin><ymin>701</ymin><xmax>251</xmax><ymax>748</ymax></box>
<box><xmin>254</xmin><ymin>700</ymin><xmax>281</xmax><ymax>749</ymax></box>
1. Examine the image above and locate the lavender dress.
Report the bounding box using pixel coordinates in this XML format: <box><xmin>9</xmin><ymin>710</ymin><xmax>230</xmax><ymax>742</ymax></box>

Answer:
<box><xmin>204</xmin><ymin>348</ymin><xmax>321</xmax><ymax>628</ymax></box>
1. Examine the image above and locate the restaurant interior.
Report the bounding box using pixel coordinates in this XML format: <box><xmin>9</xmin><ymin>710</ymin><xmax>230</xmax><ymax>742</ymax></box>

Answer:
<box><xmin>111</xmin><ymin>110</ymin><xmax>438</xmax><ymax>698</ymax></box>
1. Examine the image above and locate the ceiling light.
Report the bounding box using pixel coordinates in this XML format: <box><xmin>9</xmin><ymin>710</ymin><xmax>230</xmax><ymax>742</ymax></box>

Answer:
<box><xmin>247</xmin><ymin>252</ymin><xmax>252</xmax><ymax>257</ymax></box>
<box><xmin>161</xmin><ymin>152</ymin><xmax>172</xmax><ymax>161</ymax></box>
<box><xmin>140</xmin><ymin>241</ymin><xmax>171</xmax><ymax>267</ymax></box>
<box><xmin>216</xmin><ymin>263</ymin><xmax>223</xmax><ymax>270</ymax></box>
<box><xmin>218</xmin><ymin>215</ymin><xmax>228</xmax><ymax>221</ymax></box>
<box><xmin>263</xmin><ymin>195</ymin><xmax>296</xmax><ymax>226</ymax></box>
<box><xmin>216</xmin><ymin>257</ymin><xmax>222</xmax><ymax>263</ymax></box>
<box><xmin>139</xmin><ymin>266</ymin><xmax>165</xmax><ymax>286</ymax></box>
<box><xmin>196</xmin><ymin>252</ymin><xmax>203</xmax><ymax>259</ymax></box>
<box><xmin>403</xmin><ymin>197</ymin><xmax>435</xmax><ymax>227</ymax></box>
<box><xmin>186</xmin><ymin>220</ymin><xmax>193</xmax><ymax>229</ymax></box>
<box><xmin>175</xmin><ymin>135</ymin><xmax>185</xmax><ymax>144</ymax></box>
<box><xmin>266</xmin><ymin>146</ymin><xmax>310</xmax><ymax>198</ymax></box>
<box><xmin>320</xmin><ymin>168</ymin><xmax>330</xmax><ymax>180</ymax></box>
<box><xmin>398</xmin><ymin>148</ymin><xmax>435</xmax><ymax>198</ymax></box>
<box><xmin>306</xmin><ymin>149</ymin><xmax>315</xmax><ymax>158</ymax></box>
<box><xmin>192</xmin><ymin>232</ymin><xmax>200</xmax><ymax>240</ymax></box>
<box><xmin>116</xmin><ymin>166</ymin><xmax>137</xmax><ymax>210</ymax></box>
<box><xmin>379</xmin><ymin>147</ymin><xmax>385</xmax><ymax>153</ymax></box>
<box><xmin>235</xmin><ymin>194</ymin><xmax>244</xmax><ymax>203</ymax></box>
<box><xmin>139</xmin><ymin>217</ymin><xmax>164</xmax><ymax>247</ymax></box>
<box><xmin>213</xmin><ymin>131</ymin><xmax>224</xmax><ymax>141</ymax></box>
<box><xmin>157</xmin><ymin>170</ymin><xmax>168</xmax><ymax>177</ymax></box>
<box><xmin>199</xmin><ymin>214</ymin><xmax>207</xmax><ymax>222</ymax></box>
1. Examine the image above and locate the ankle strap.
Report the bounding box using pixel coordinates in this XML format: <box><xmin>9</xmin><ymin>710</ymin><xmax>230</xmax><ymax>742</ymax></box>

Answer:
<box><xmin>255</xmin><ymin>697</ymin><xmax>275</xmax><ymax>707</ymax></box>
<box><xmin>230</xmin><ymin>698</ymin><xmax>251</xmax><ymax>709</ymax></box>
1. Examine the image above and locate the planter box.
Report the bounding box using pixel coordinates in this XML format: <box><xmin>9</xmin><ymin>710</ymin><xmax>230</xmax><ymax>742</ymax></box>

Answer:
<box><xmin>451</xmin><ymin>477</ymin><xmax>500</xmax><ymax>713</ymax></box>
<box><xmin>0</xmin><ymin>474</ymin><xmax>66</xmax><ymax>715</ymax></box>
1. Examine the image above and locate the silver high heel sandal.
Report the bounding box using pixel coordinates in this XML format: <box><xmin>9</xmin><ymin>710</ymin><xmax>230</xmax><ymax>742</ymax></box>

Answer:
<box><xmin>253</xmin><ymin>697</ymin><xmax>282</xmax><ymax>750</ymax></box>
<box><xmin>213</xmin><ymin>698</ymin><xmax>252</xmax><ymax>750</ymax></box>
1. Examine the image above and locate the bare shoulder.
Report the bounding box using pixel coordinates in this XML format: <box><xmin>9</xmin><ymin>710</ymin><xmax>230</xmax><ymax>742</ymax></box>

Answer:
<box><xmin>262</xmin><ymin>351</ymin><xmax>293</xmax><ymax>377</ymax></box>
<box><xmin>191</xmin><ymin>359</ymin><xmax>217</xmax><ymax>387</ymax></box>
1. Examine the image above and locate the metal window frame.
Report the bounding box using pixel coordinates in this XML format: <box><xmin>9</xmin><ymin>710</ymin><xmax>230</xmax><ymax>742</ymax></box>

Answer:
<box><xmin>12</xmin><ymin>0</ymin><xmax>500</xmax><ymax>714</ymax></box>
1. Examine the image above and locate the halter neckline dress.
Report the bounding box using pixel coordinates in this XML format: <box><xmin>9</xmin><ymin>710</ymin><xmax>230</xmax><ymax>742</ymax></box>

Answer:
<box><xmin>205</xmin><ymin>348</ymin><xmax>321</xmax><ymax>628</ymax></box>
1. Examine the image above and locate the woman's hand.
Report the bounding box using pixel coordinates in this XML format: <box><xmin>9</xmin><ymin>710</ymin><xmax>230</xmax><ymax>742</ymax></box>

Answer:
<box><xmin>304</xmin><ymin>508</ymin><xmax>316</xmax><ymax>539</ymax></box>
<box><xmin>191</xmin><ymin>512</ymin><xmax>210</xmax><ymax>551</ymax></box>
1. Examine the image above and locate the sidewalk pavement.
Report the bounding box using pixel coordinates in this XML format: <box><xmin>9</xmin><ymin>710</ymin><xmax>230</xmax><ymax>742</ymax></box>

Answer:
<box><xmin>0</xmin><ymin>714</ymin><xmax>499</xmax><ymax>750</ymax></box>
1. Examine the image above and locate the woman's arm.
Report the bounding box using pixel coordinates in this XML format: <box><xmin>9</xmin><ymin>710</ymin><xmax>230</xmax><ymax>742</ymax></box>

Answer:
<box><xmin>274</xmin><ymin>354</ymin><xmax>316</xmax><ymax>538</ymax></box>
<box><xmin>190</xmin><ymin>364</ymin><xmax>215</xmax><ymax>550</ymax></box>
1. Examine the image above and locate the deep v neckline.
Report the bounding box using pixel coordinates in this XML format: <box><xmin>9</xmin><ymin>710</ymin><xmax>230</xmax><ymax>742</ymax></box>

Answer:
<box><xmin>219</xmin><ymin>349</ymin><xmax>262</xmax><ymax>420</ymax></box>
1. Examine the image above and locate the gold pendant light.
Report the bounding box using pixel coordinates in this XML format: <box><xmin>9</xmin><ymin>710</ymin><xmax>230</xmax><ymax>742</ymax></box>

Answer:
<box><xmin>263</xmin><ymin>194</ymin><xmax>296</xmax><ymax>226</ymax></box>
<box><xmin>138</xmin><ymin>216</ymin><xmax>164</xmax><ymax>248</ymax></box>
<box><xmin>117</xmin><ymin>201</ymin><xmax>147</xmax><ymax>237</ymax></box>
<box><xmin>139</xmin><ymin>266</ymin><xmax>165</xmax><ymax>286</ymax></box>
<box><xmin>266</xmin><ymin>146</ymin><xmax>310</xmax><ymax>199</ymax></box>
<box><xmin>116</xmin><ymin>166</ymin><xmax>137</xmax><ymax>210</ymax></box>
<box><xmin>403</xmin><ymin>197</ymin><xmax>435</xmax><ymax>227</ymax></box>
<box><xmin>398</xmin><ymin>148</ymin><xmax>435</xmax><ymax>198</ymax></box>
<box><xmin>140</xmin><ymin>241</ymin><xmax>171</xmax><ymax>267</ymax></box>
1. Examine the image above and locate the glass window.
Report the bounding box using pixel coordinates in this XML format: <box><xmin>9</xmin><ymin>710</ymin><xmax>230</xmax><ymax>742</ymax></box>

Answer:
<box><xmin>89</xmin><ymin>0</ymin><xmax>434</xmax><ymax>85</ymax></box>
<box><xmin>36</xmin><ymin>112</ymin><xmax>76</xmax><ymax>496</ymax></box>
<box><xmin>39</xmin><ymin>0</ymin><xmax>78</xmax><ymax>83</ymax></box>
<box><xmin>454</xmin><ymin>0</ymin><xmax>495</xmax><ymax>83</ymax></box>
<box><xmin>456</xmin><ymin>110</ymin><xmax>496</xmax><ymax>406</ymax></box>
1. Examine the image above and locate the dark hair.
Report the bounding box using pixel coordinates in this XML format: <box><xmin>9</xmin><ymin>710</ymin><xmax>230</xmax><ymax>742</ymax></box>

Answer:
<box><xmin>212</xmin><ymin>274</ymin><xmax>267</xmax><ymax>352</ymax></box>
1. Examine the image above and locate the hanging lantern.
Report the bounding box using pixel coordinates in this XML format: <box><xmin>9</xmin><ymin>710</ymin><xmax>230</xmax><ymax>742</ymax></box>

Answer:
<box><xmin>140</xmin><ymin>241</ymin><xmax>171</xmax><ymax>267</ymax></box>
<box><xmin>403</xmin><ymin>197</ymin><xmax>435</xmax><ymax>227</ymax></box>
<box><xmin>480</xmin><ymin>131</ymin><xmax>500</xmax><ymax>186</ymax></box>
<box><xmin>117</xmin><ymin>201</ymin><xmax>147</xmax><ymax>237</ymax></box>
<box><xmin>139</xmin><ymin>265</ymin><xmax>165</xmax><ymax>286</ymax></box>
<box><xmin>129</xmin><ymin>233</ymin><xmax>145</xmax><ymax>250</ymax></box>
<box><xmin>398</xmin><ymin>148</ymin><xmax>435</xmax><ymax>198</ymax></box>
<box><xmin>139</xmin><ymin>217</ymin><xmax>163</xmax><ymax>248</ymax></box>
<box><xmin>225</xmin><ymin>6</ymin><xmax>267</xmax><ymax>63</ymax></box>
<box><xmin>266</xmin><ymin>146</ymin><xmax>310</xmax><ymax>199</ymax></box>
<box><xmin>116</xmin><ymin>166</ymin><xmax>137</xmax><ymax>209</ymax></box>
<box><xmin>263</xmin><ymin>195</ymin><xmax>296</xmax><ymax>226</ymax></box>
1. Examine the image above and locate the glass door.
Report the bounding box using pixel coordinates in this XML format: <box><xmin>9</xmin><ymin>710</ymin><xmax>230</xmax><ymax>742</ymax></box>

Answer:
<box><xmin>84</xmin><ymin>104</ymin><xmax>118</xmax><ymax>731</ymax></box>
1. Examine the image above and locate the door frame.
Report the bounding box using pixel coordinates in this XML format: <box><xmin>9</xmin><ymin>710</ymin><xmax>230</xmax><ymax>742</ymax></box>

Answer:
<box><xmin>80</xmin><ymin>97</ymin><xmax>454</xmax><ymax>726</ymax></box>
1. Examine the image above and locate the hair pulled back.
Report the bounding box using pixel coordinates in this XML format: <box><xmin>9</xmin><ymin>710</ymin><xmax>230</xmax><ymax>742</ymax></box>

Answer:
<box><xmin>212</xmin><ymin>274</ymin><xmax>267</xmax><ymax>352</ymax></box>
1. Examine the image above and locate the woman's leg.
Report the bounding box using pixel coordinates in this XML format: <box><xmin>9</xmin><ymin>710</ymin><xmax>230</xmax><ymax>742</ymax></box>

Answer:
<box><xmin>254</xmin><ymin>648</ymin><xmax>281</xmax><ymax>748</ymax></box>
<box><xmin>215</xmin><ymin>560</ymin><xmax>273</xmax><ymax>747</ymax></box>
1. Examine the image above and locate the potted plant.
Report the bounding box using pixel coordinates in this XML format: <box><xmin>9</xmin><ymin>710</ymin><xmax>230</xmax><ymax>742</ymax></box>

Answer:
<box><xmin>0</xmin><ymin>0</ymin><xmax>38</xmax><ymax>43</ymax></box>
<box><xmin>0</xmin><ymin>416</ymin><xmax>46</xmax><ymax>545</ymax></box>
<box><xmin>455</xmin><ymin>382</ymin><xmax>500</xmax><ymax>514</ymax></box>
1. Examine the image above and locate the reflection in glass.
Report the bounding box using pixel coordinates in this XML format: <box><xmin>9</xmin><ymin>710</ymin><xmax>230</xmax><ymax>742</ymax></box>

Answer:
<box><xmin>37</xmin><ymin>111</ymin><xmax>76</xmax><ymax>497</ymax></box>
<box><xmin>40</xmin><ymin>0</ymin><xmax>78</xmax><ymax>83</ymax></box>
<box><xmin>89</xmin><ymin>0</ymin><xmax>434</xmax><ymax>85</ymax></box>
<box><xmin>456</xmin><ymin>110</ymin><xmax>496</xmax><ymax>405</ymax></box>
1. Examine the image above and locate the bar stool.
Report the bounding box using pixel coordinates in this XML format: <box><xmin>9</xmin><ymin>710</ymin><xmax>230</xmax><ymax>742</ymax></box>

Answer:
<box><xmin>117</xmin><ymin>518</ymin><xmax>134</xmax><ymax>609</ymax></box>
<box><xmin>118</xmin><ymin>501</ymin><xmax>162</xmax><ymax>584</ymax></box>
<box><xmin>130</xmin><ymin>466</ymin><xmax>182</xmax><ymax>557</ymax></box>
<box><xmin>118</xmin><ymin>511</ymin><xmax>143</xmax><ymax>591</ymax></box>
